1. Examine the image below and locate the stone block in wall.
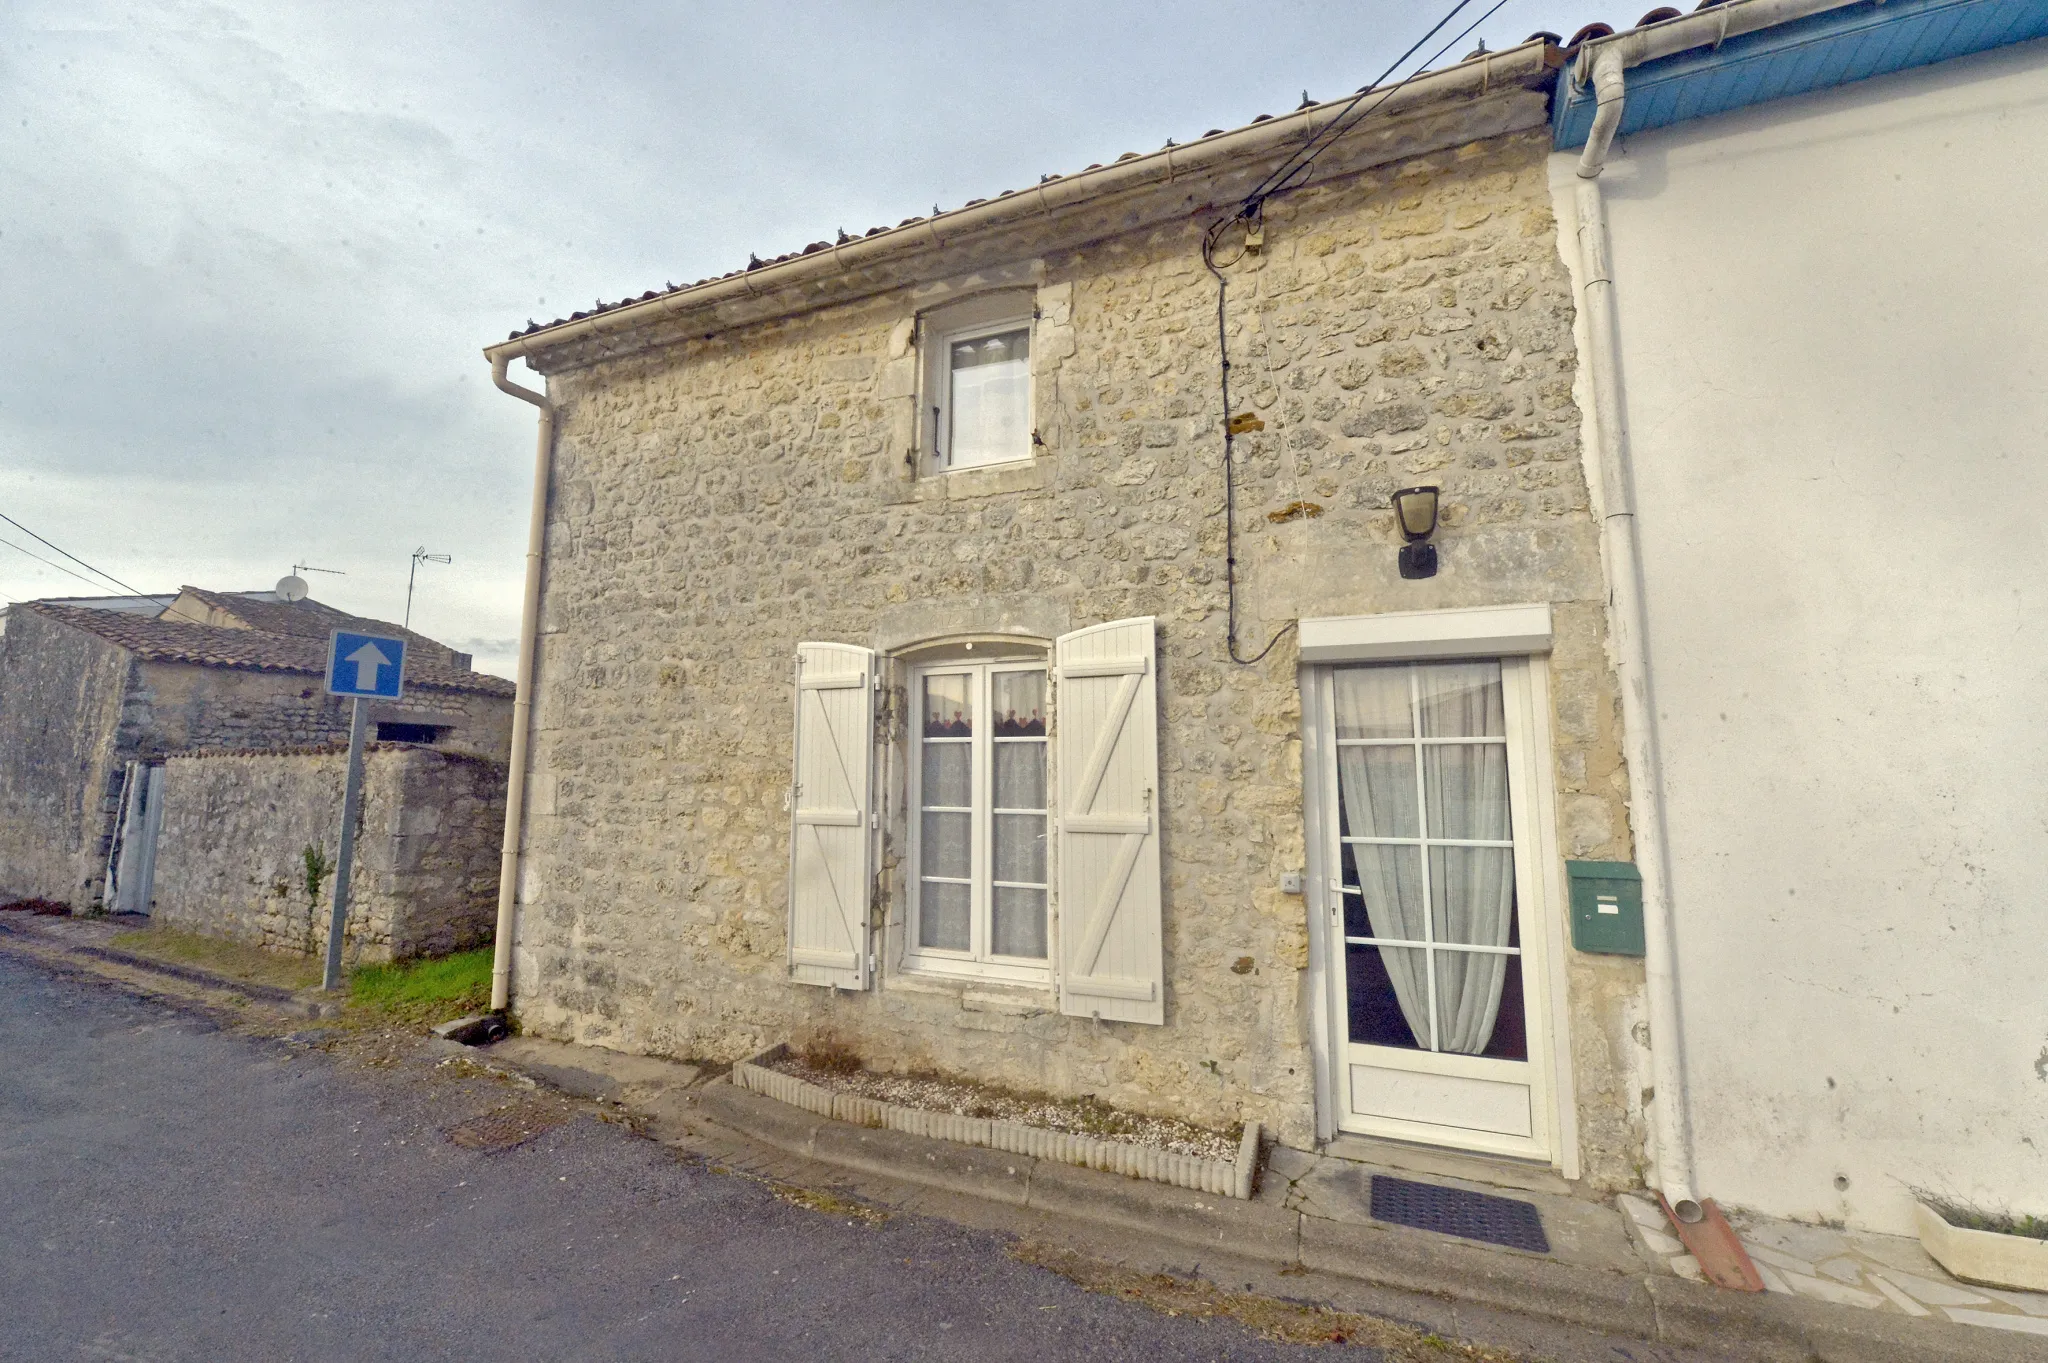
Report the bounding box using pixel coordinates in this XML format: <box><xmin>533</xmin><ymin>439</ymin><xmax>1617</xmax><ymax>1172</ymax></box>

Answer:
<box><xmin>150</xmin><ymin>745</ymin><xmax>507</xmax><ymax>963</ymax></box>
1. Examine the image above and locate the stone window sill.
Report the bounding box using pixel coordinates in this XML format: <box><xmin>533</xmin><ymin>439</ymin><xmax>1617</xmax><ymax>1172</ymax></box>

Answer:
<box><xmin>883</xmin><ymin>968</ymin><xmax>1054</xmax><ymax>1015</ymax></box>
<box><xmin>913</xmin><ymin>459</ymin><xmax>1043</xmax><ymax>502</ymax></box>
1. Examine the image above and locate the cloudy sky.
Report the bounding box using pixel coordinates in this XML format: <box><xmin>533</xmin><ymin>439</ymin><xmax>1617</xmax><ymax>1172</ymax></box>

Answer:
<box><xmin>2</xmin><ymin>0</ymin><xmax>1595</xmax><ymax>675</ymax></box>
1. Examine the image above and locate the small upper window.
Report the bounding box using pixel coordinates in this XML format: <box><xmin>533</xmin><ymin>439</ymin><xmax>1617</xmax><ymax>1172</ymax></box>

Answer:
<box><xmin>922</xmin><ymin>295</ymin><xmax>1035</xmax><ymax>474</ymax></box>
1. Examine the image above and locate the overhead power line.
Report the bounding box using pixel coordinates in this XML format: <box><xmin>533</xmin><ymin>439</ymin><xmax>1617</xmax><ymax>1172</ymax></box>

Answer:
<box><xmin>0</xmin><ymin>508</ymin><xmax>152</xmax><ymax>597</ymax></box>
<box><xmin>0</xmin><ymin>533</ymin><xmax>125</xmax><ymax>594</ymax></box>
<box><xmin>0</xmin><ymin>507</ymin><xmax>220</xmax><ymax>624</ymax></box>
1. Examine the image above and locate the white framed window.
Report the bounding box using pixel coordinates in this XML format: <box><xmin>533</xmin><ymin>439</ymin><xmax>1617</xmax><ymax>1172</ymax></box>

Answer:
<box><xmin>905</xmin><ymin>658</ymin><xmax>1051</xmax><ymax>982</ymax></box>
<box><xmin>921</xmin><ymin>294</ymin><xmax>1035</xmax><ymax>474</ymax></box>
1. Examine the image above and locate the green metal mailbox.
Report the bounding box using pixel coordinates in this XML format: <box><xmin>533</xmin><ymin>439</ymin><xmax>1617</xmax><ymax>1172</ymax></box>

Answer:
<box><xmin>1565</xmin><ymin>861</ymin><xmax>1645</xmax><ymax>956</ymax></box>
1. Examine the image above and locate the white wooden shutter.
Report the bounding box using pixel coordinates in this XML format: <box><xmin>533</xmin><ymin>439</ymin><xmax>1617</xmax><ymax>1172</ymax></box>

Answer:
<box><xmin>1054</xmin><ymin>617</ymin><xmax>1164</xmax><ymax>1024</ymax></box>
<box><xmin>788</xmin><ymin>642</ymin><xmax>875</xmax><ymax>989</ymax></box>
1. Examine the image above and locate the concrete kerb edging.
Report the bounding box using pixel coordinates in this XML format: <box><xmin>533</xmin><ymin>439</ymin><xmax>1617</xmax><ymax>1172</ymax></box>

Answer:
<box><xmin>689</xmin><ymin>1075</ymin><xmax>2039</xmax><ymax>1363</ymax></box>
<box><xmin>734</xmin><ymin>1044</ymin><xmax>1260</xmax><ymax>1200</ymax></box>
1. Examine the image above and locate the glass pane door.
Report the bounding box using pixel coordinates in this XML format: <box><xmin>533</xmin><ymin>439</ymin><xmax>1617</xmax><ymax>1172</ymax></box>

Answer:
<box><xmin>1320</xmin><ymin>658</ymin><xmax>1550</xmax><ymax>1156</ymax></box>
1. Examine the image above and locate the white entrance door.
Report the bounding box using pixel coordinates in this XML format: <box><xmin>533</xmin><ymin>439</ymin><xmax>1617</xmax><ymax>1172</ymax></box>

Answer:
<box><xmin>1308</xmin><ymin>657</ymin><xmax>1560</xmax><ymax>1162</ymax></box>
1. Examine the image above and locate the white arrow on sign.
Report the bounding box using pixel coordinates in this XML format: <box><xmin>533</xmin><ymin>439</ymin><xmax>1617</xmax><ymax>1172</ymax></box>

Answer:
<box><xmin>343</xmin><ymin>641</ymin><xmax>391</xmax><ymax>691</ymax></box>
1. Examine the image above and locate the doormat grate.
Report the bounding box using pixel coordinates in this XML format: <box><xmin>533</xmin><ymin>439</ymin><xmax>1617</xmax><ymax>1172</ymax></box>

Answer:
<box><xmin>1369</xmin><ymin>1175</ymin><xmax>1551</xmax><ymax>1253</ymax></box>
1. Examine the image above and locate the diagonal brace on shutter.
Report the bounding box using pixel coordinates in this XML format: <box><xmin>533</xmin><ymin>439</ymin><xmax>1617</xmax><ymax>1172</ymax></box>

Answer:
<box><xmin>1063</xmin><ymin>659</ymin><xmax>1147</xmax><ymax>817</ymax></box>
<box><xmin>1066</xmin><ymin>830</ymin><xmax>1152</xmax><ymax>997</ymax></box>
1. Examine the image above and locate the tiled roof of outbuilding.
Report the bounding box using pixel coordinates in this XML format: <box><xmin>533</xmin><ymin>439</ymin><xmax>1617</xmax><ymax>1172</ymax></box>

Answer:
<box><xmin>501</xmin><ymin>7</ymin><xmax>1718</xmax><ymax>345</ymax></box>
<box><xmin>168</xmin><ymin>584</ymin><xmax>459</xmax><ymax>661</ymax></box>
<box><xmin>19</xmin><ymin>601</ymin><xmax>515</xmax><ymax>698</ymax></box>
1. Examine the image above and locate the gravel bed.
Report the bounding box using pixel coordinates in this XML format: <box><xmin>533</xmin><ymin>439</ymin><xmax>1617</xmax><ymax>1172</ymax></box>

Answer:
<box><xmin>765</xmin><ymin>1055</ymin><xmax>1239</xmax><ymax>1162</ymax></box>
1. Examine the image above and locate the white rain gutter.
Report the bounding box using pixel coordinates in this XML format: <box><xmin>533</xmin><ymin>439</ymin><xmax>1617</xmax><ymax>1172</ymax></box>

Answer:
<box><xmin>1568</xmin><ymin>0</ymin><xmax>1862</xmax><ymax>1221</ymax></box>
<box><xmin>483</xmin><ymin>39</ymin><xmax>1563</xmax><ymax>372</ymax></box>
<box><xmin>487</xmin><ymin>353</ymin><xmax>555</xmax><ymax>1014</ymax></box>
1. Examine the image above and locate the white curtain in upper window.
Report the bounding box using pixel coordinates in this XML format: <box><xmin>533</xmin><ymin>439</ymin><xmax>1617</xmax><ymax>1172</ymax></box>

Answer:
<box><xmin>948</xmin><ymin>329</ymin><xmax>1030</xmax><ymax>468</ymax></box>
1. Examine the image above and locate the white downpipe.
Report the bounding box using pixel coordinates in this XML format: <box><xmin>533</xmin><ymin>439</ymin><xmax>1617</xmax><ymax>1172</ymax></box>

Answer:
<box><xmin>488</xmin><ymin>354</ymin><xmax>555</xmax><ymax>1014</ymax></box>
<box><xmin>1566</xmin><ymin>0</ymin><xmax>1866</xmax><ymax>1225</ymax></box>
<box><xmin>1572</xmin><ymin>42</ymin><xmax>1701</xmax><ymax>1221</ymax></box>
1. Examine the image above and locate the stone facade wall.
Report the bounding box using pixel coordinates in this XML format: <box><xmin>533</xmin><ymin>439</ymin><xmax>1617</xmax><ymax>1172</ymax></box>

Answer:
<box><xmin>0</xmin><ymin>609</ymin><xmax>133</xmax><ymax>906</ymax></box>
<box><xmin>513</xmin><ymin>127</ymin><xmax>1649</xmax><ymax>1185</ymax></box>
<box><xmin>130</xmin><ymin>660</ymin><xmax>511</xmax><ymax>762</ymax></box>
<box><xmin>152</xmin><ymin>745</ymin><xmax>507</xmax><ymax>961</ymax></box>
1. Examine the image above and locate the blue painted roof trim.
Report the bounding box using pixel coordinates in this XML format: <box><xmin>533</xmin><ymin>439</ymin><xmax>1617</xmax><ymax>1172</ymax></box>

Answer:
<box><xmin>1553</xmin><ymin>0</ymin><xmax>2048</xmax><ymax>148</ymax></box>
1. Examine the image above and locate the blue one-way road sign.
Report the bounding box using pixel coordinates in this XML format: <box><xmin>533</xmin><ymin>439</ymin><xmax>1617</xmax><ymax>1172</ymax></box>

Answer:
<box><xmin>326</xmin><ymin>630</ymin><xmax>407</xmax><ymax>699</ymax></box>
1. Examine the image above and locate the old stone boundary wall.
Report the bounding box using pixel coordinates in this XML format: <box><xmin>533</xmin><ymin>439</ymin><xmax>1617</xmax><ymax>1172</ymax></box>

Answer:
<box><xmin>152</xmin><ymin>744</ymin><xmax>506</xmax><ymax>962</ymax></box>
<box><xmin>518</xmin><ymin>125</ymin><xmax>1651</xmax><ymax>1184</ymax></box>
<box><xmin>0</xmin><ymin>609</ymin><xmax>133</xmax><ymax>907</ymax></box>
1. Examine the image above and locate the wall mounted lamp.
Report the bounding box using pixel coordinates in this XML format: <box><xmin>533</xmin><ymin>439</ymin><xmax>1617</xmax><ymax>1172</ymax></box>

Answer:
<box><xmin>1392</xmin><ymin>485</ymin><xmax>1440</xmax><ymax>580</ymax></box>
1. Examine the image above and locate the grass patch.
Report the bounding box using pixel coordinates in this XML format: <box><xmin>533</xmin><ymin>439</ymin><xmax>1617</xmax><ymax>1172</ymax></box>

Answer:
<box><xmin>346</xmin><ymin>947</ymin><xmax>493</xmax><ymax>1025</ymax></box>
<box><xmin>109</xmin><ymin>926</ymin><xmax>321</xmax><ymax>991</ymax></box>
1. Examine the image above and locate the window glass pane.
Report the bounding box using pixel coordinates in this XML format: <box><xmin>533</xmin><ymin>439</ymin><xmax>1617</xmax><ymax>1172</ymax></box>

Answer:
<box><xmin>991</xmin><ymin>671</ymin><xmax>1045</xmax><ymax>736</ymax></box>
<box><xmin>993</xmin><ymin>813</ymin><xmax>1046</xmax><ymax>885</ymax></box>
<box><xmin>1341</xmin><ymin>846</ymin><xmax>1424</xmax><ymax>943</ymax></box>
<box><xmin>919</xmin><ymin>881</ymin><xmax>971</xmax><ymax>951</ymax></box>
<box><xmin>922</xmin><ymin>740</ymin><xmax>971</xmax><ymax>809</ymax></box>
<box><xmin>1428</xmin><ymin>847</ymin><xmax>1517</xmax><ymax>948</ymax></box>
<box><xmin>921</xmin><ymin>811</ymin><xmax>971</xmax><ymax>880</ymax></box>
<box><xmin>1422</xmin><ymin>743</ymin><xmax>1510</xmax><ymax>840</ymax></box>
<box><xmin>993</xmin><ymin>742</ymin><xmax>1045</xmax><ymax>811</ymax></box>
<box><xmin>1333</xmin><ymin>666</ymin><xmax>1413</xmax><ymax>740</ymax></box>
<box><xmin>1336</xmin><ymin>746</ymin><xmax>1417</xmax><ymax>840</ymax></box>
<box><xmin>1434</xmin><ymin>949</ymin><xmax>1525</xmax><ymax>1058</ymax></box>
<box><xmin>991</xmin><ymin>887</ymin><xmax>1047</xmax><ymax>959</ymax></box>
<box><xmin>1346</xmin><ymin>943</ymin><xmax>1426</xmax><ymax>1050</ymax></box>
<box><xmin>948</xmin><ymin>327</ymin><xmax>1031</xmax><ymax>469</ymax></box>
<box><xmin>1416</xmin><ymin>661</ymin><xmax>1504</xmax><ymax>738</ymax></box>
<box><xmin>923</xmin><ymin>675</ymin><xmax>971</xmax><ymax>738</ymax></box>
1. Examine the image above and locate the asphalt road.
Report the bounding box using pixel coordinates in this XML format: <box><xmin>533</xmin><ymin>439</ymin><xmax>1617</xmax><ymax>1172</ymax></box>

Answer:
<box><xmin>0</xmin><ymin>954</ymin><xmax>1384</xmax><ymax>1363</ymax></box>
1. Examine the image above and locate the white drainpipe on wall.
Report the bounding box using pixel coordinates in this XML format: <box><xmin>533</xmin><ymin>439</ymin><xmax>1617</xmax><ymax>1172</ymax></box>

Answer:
<box><xmin>1568</xmin><ymin>0</ymin><xmax>1861</xmax><ymax>1221</ymax></box>
<box><xmin>487</xmin><ymin>354</ymin><xmax>556</xmax><ymax>1014</ymax></box>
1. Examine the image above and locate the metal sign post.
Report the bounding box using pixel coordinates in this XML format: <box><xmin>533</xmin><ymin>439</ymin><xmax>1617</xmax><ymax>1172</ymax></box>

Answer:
<box><xmin>321</xmin><ymin>629</ymin><xmax>408</xmax><ymax>991</ymax></box>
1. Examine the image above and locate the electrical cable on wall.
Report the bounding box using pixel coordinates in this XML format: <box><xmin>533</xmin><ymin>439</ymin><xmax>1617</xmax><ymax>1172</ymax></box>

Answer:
<box><xmin>1204</xmin><ymin>0</ymin><xmax>1510</xmax><ymax>665</ymax></box>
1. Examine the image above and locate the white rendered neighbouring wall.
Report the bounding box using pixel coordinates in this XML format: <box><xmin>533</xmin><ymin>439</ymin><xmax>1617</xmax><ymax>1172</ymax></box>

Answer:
<box><xmin>1552</xmin><ymin>40</ymin><xmax>2048</xmax><ymax>1236</ymax></box>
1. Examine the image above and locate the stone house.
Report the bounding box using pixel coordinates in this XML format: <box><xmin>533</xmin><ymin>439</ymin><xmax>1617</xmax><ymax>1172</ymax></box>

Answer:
<box><xmin>485</xmin><ymin>33</ymin><xmax>1666</xmax><ymax>1191</ymax></box>
<box><xmin>0</xmin><ymin>585</ymin><xmax>514</xmax><ymax>911</ymax></box>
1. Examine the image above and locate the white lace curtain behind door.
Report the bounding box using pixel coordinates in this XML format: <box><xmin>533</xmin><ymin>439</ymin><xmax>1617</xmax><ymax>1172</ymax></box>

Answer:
<box><xmin>1334</xmin><ymin>662</ymin><xmax>1515</xmax><ymax>1055</ymax></box>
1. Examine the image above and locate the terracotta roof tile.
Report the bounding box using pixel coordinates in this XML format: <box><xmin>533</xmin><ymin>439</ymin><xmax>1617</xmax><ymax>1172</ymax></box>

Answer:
<box><xmin>170</xmin><ymin>585</ymin><xmax>459</xmax><ymax>662</ymax></box>
<box><xmin>21</xmin><ymin>601</ymin><xmax>515</xmax><ymax>698</ymax></box>
<box><xmin>501</xmin><ymin>8</ymin><xmax>1717</xmax><ymax>346</ymax></box>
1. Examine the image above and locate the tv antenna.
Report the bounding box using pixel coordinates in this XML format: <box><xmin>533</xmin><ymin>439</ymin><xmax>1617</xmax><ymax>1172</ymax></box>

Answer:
<box><xmin>405</xmin><ymin>547</ymin><xmax>451</xmax><ymax>628</ymax></box>
<box><xmin>280</xmin><ymin>562</ymin><xmax>345</xmax><ymax>603</ymax></box>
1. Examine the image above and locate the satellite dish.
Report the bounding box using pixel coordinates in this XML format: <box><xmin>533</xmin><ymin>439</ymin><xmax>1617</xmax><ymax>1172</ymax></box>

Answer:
<box><xmin>276</xmin><ymin>574</ymin><xmax>309</xmax><ymax>603</ymax></box>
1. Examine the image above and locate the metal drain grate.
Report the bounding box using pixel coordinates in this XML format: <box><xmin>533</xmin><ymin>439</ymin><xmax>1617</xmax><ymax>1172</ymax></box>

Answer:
<box><xmin>443</xmin><ymin>1102</ymin><xmax>574</xmax><ymax>1152</ymax></box>
<box><xmin>1369</xmin><ymin>1175</ymin><xmax>1550</xmax><ymax>1253</ymax></box>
